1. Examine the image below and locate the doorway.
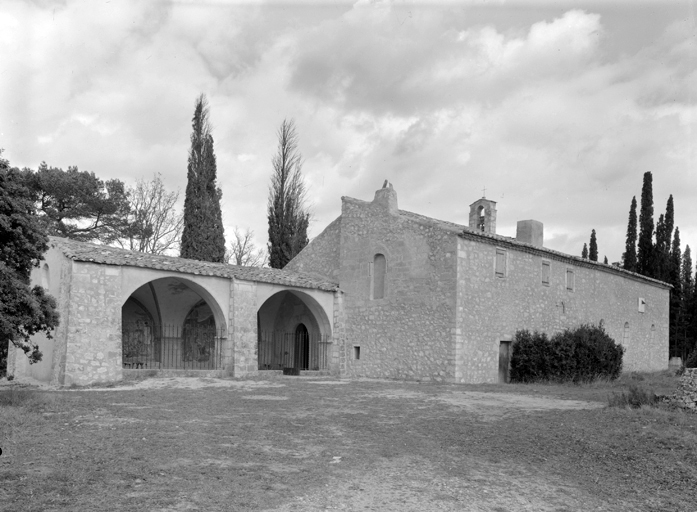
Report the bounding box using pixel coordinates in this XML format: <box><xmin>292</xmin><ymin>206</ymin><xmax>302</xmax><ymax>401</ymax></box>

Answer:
<box><xmin>294</xmin><ymin>323</ymin><xmax>309</xmax><ymax>370</ymax></box>
<box><xmin>498</xmin><ymin>340</ymin><xmax>511</xmax><ymax>383</ymax></box>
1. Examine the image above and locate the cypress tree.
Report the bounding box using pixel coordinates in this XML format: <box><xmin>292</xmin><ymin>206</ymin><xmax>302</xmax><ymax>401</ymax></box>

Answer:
<box><xmin>267</xmin><ymin>119</ymin><xmax>310</xmax><ymax>269</ymax></box>
<box><xmin>669</xmin><ymin>228</ymin><xmax>682</xmax><ymax>357</ymax></box>
<box><xmin>581</xmin><ymin>243</ymin><xmax>588</xmax><ymax>259</ymax></box>
<box><xmin>589</xmin><ymin>229</ymin><xmax>598</xmax><ymax>262</ymax></box>
<box><xmin>623</xmin><ymin>196</ymin><xmax>638</xmax><ymax>272</ymax></box>
<box><xmin>603</xmin><ymin>256</ymin><xmax>608</xmax><ymax>264</ymax></box>
<box><xmin>637</xmin><ymin>172</ymin><xmax>654</xmax><ymax>277</ymax></box>
<box><xmin>180</xmin><ymin>94</ymin><xmax>226</xmax><ymax>263</ymax></box>
<box><xmin>680</xmin><ymin>246</ymin><xmax>694</xmax><ymax>359</ymax></box>
<box><xmin>655</xmin><ymin>195</ymin><xmax>674</xmax><ymax>282</ymax></box>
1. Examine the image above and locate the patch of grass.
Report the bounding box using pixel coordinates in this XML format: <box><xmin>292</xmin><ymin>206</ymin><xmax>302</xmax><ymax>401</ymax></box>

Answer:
<box><xmin>608</xmin><ymin>384</ymin><xmax>659</xmax><ymax>409</ymax></box>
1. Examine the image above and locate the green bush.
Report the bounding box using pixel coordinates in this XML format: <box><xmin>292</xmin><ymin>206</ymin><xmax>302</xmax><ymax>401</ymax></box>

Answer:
<box><xmin>510</xmin><ymin>323</ymin><xmax>624</xmax><ymax>383</ymax></box>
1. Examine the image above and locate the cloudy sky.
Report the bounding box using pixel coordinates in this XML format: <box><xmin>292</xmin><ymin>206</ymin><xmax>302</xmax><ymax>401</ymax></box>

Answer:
<box><xmin>1</xmin><ymin>0</ymin><xmax>695</xmax><ymax>263</ymax></box>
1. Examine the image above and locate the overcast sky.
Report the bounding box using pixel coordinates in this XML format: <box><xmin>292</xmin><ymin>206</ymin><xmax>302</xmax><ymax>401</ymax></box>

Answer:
<box><xmin>1</xmin><ymin>0</ymin><xmax>695</xmax><ymax>263</ymax></box>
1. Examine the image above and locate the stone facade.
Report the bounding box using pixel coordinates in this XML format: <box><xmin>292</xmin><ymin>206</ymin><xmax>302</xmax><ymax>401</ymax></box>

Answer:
<box><xmin>287</xmin><ymin>184</ymin><xmax>670</xmax><ymax>384</ymax></box>
<box><xmin>8</xmin><ymin>185</ymin><xmax>671</xmax><ymax>386</ymax></box>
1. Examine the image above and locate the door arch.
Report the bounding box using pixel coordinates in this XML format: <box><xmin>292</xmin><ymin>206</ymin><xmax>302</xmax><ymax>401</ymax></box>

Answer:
<box><xmin>295</xmin><ymin>323</ymin><xmax>309</xmax><ymax>370</ymax></box>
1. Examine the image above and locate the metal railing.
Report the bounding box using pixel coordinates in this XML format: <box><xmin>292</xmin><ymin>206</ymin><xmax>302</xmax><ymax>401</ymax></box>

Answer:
<box><xmin>258</xmin><ymin>331</ymin><xmax>331</xmax><ymax>371</ymax></box>
<box><xmin>122</xmin><ymin>323</ymin><xmax>224</xmax><ymax>370</ymax></box>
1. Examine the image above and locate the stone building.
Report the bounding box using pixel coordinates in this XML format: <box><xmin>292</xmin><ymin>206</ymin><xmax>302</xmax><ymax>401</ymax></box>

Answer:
<box><xmin>8</xmin><ymin>183</ymin><xmax>669</xmax><ymax>386</ymax></box>
<box><xmin>286</xmin><ymin>183</ymin><xmax>669</xmax><ymax>383</ymax></box>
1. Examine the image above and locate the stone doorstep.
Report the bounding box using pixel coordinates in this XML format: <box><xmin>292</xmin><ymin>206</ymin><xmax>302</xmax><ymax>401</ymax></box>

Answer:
<box><xmin>122</xmin><ymin>369</ymin><xmax>226</xmax><ymax>380</ymax></box>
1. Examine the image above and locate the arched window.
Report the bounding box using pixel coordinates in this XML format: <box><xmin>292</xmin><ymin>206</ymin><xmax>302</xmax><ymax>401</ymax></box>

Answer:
<box><xmin>41</xmin><ymin>263</ymin><xmax>50</xmax><ymax>290</ymax></box>
<box><xmin>477</xmin><ymin>205</ymin><xmax>486</xmax><ymax>232</ymax></box>
<box><xmin>372</xmin><ymin>254</ymin><xmax>386</xmax><ymax>299</ymax></box>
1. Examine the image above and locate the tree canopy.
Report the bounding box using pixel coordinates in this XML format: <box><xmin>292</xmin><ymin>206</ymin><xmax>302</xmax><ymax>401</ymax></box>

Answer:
<box><xmin>267</xmin><ymin>118</ymin><xmax>310</xmax><ymax>269</ymax></box>
<box><xmin>180</xmin><ymin>94</ymin><xmax>226</xmax><ymax>262</ymax></box>
<box><xmin>20</xmin><ymin>163</ymin><xmax>130</xmax><ymax>244</ymax></box>
<box><xmin>0</xmin><ymin>151</ymin><xmax>59</xmax><ymax>365</ymax></box>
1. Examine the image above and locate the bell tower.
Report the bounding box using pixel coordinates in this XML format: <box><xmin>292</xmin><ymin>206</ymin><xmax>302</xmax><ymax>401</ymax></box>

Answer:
<box><xmin>469</xmin><ymin>196</ymin><xmax>497</xmax><ymax>235</ymax></box>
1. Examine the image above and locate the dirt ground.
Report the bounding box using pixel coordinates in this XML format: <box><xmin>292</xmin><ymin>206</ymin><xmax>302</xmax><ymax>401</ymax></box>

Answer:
<box><xmin>1</xmin><ymin>376</ymin><xmax>695</xmax><ymax>511</ymax></box>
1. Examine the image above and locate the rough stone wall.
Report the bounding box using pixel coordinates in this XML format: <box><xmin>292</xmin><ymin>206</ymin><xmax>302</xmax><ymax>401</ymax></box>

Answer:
<box><xmin>285</xmin><ymin>216</ymin><xmax>342</xmax><ymax>281</ymax></box>
<box><xmin>231</xmin><ymin>279</ymin><xmax>259</xmax><ymax>377</ymax></box>
<box><xmin>669</xmin><ymin>369</ymin><xmax>697</xmax><ymax>411</ymax></box>
<box><xmin>456</xmin><ymin>236</ymin><xmax>669</xmax><ymax>383</ymax></box>
<box><xmin>339</xmin><ymin>194</ymin><xmax>458</xmax><ymax>382</ymax></box>
<box><xmin>61</xmin><ymin>261</ymin><xmax>123</xmax><ymax>386</ymax></box>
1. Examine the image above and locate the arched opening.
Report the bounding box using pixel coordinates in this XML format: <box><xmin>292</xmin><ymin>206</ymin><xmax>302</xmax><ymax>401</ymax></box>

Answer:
<box><xmin>121</xmin><ymin>277</ymin><xmax>225</xmax><ymax>370</ymax></box>
<box><xmin>373</xmin><ymin>254</ymin><xmax>386</xmax><ymax>299</ymax></box>
<box><xmin>256</xmin><ymin>290</ymin><xmax>332</xmax><ymax>372</ymax></box>
<box><xmin>477</xmin><ymin>205</ymin><xmax>486</xmax><ymax>232</ymax></box>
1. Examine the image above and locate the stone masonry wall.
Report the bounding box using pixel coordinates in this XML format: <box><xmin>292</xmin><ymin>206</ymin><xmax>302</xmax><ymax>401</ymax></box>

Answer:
<box><xmin>285</xmin><ymin>217</ymin><xmax>342</xmax><ymax>281</ymax></box>
<box><xmin>339</xmin><ymin>191</ymin><xmax>458</xmax><ymax>382</ymax></box>
<box><xmin>61</xmin><ymin>261</ymin><xmax>123</xmax><ymax>386</ymax></box>
<box><xmin>456</xmin><ymin>236</ymin><xmax>669</xmax><ymax>383</ymax></box>
<box><xmin>231</xmin><ymin>279</ymin><xmax>259</xmax><ymax>377</ymax></box>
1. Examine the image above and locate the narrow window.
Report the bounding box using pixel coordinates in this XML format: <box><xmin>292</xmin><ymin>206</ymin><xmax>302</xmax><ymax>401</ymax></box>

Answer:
<box><xmin>495</xmin><ymin>249</ymin><xmax>506</xmax><ymax>277</ymax></box>
<box><xmin>372</xmin><ymin>254</ymin><xmax>386</xmax><ymax>299</ymax></box>
<box><xmin>566</xmin><ymin>269</ymin><xmax>575</xmax><ymax>291</ymax></box>
<box><xmin>623</xmin><ymin>322</ymin><xmax>630</xmax><ymax>346</ymax></box>
<box><xmin>477</xmin><ymin>205</ymin><xmax>486</xmax><ymax>232</ymax></box>
<box><xmin>541</xmin><ymin>261</ymin><xmax>550</xmax><ymax>285</ymax></box>
<box><xmin>354</xmin><ymin>346</ymin><xmax>361</xmax><ymax>360</ymax></box>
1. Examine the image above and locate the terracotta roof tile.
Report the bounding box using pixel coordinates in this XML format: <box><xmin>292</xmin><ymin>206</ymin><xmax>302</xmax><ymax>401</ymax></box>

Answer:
<box><xmin>49</xmin><ymin>237</ymin><xmax>339</xmax><ymax>292</ymax></box>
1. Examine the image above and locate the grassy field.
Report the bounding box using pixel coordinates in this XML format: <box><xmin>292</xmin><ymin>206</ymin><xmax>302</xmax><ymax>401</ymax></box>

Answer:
<box><xmin>1</xmin><ymin>372</ymin><xmax>695</xmax><ymax>511</ymax></box>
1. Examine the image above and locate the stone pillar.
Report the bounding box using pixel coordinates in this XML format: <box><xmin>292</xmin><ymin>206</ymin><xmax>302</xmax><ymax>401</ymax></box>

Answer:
<box><xmin>231</xmin><ymin>279</ymin><xmax>259</xmax><ymax>377</ymax></box>
<box><xmin>332</xmin><ymin>290</ymin><xmax>345</xmax><ymax>377</ymax></box>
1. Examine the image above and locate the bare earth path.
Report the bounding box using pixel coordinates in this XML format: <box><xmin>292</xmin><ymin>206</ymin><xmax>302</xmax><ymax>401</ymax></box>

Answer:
<box><xmin>1</xmin><ymin>377</ymin><xmax>694</xmax><ymax>511</ymax></box>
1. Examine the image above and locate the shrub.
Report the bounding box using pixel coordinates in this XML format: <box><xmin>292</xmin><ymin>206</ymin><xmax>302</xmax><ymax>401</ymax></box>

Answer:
<box><xmin>685</xmin><ymin>349</ymin><xmax>697</xmax><ymax>369</ymax></box>
<box><xmin>510</xmin><ymin>323</ymin><xmax>624</xmax><ymax>383</ymax></box>
<box><xmin>0</xmin><ymin>340</ymin><xmax>7</xmax><ymax>378</ymax></box>
<box><xmin>608</xmin><ymin>385</ymin><xmax>659</xmax><ymax>408</ymax></box>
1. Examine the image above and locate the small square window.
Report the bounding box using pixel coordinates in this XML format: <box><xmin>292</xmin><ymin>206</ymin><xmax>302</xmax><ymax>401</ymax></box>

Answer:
<box><xmin>541</xmin><ymin>261</ymin><xmax>550</xmax><ymax>285</ymax></box>
<box><xmin>566</xmin><ymin>269</ymin><xmax>575</xmax><ymax>291</ymax></box>
<box><xmin>495</xmin><ymin>249</ymin><xmax>506</xmax><ymax>277</ymax></box>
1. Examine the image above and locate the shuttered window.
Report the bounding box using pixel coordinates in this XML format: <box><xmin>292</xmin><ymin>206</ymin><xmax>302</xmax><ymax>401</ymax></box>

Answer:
<box><xmin>566</xmin><ymin>269</ymin><xmax>575</xmax><ymax>291</ymax></box>
<box><xmin>495</xmin><ymin>249</ymin><xmax>506</xmax><ymax>277</ymax></box>
<box><xmin>541</xmin><ymin>261</ymin><xmax>550</xmax><ymax>285</ymax></box>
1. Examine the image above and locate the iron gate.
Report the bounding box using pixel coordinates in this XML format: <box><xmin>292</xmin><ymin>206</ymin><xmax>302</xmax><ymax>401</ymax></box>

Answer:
<box><xmin>257</xmin><ymin>331</ymin><xmax>331</xmax><ymax>371</ymax></box>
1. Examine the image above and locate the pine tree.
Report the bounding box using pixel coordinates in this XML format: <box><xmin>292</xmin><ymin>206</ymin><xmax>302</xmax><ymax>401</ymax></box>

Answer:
<box><xmin>623</xmin><ymin>196</ymin><xmax>638</xmax><ymax>272</ymax></box>
<box><xmin>581</xmin><ymin>243</ymin><xmax>588</xmax><ymax>259</ymax></box>
<box><xmin>180</xmin><ymin>94</ymin><xmax>226</xmax><ymax>263</ymax></box>
<box><xmin>637</xmin><ymin>172</ymin><xmax>654</xmax><ymax>277</ymax></box>
<box><xmin>267</xmin><ymin>119</ymin><xmax>310</xmax><ymax>269</ymax></box>
<box><xmin>589</xmin><ymin>229</ymin><xmax>598</xmax><ymax>262</ymax></box>
<box><xmin>603</xmin><ymin>256</ymin><xmax>608</xmax><ymax>264</ymax></box>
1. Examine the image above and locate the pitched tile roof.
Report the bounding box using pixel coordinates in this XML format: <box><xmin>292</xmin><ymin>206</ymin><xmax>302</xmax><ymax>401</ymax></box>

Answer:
<box><xmin>49</xmin><ymin>237</ymin><xmax>339</xmax><ymax>292</ymax></box>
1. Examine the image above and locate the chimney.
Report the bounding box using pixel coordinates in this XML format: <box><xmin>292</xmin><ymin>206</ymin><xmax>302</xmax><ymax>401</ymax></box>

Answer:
<box><xmin>516</xmin><ymin>220</ymin><xmax>544</xmax><ymax>247</ymax></box>
<box><xmin>373</xmin><ymin>180</ymin><xmax>398</xmax><ymax>214</ymax></box>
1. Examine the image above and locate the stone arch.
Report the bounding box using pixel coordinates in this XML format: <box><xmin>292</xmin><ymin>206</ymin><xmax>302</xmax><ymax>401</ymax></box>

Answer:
<box><xmin>121</xmin><ymin>276</ymin><xmax>227</xmax><ymax>370</ymax></box>
<box><xmin>372</xmin><ymin>253</ymin><xmax>386</xmax><ymax>300</ymax></box>
<box><xmin>121</xmin><ymin>276</ymin><xmax>227</xmax><ymax>336</ymax></box>
<box><xmin>256</xmin><ymin>289</ymin><xmax>332</xmax><ymax>371</ymax></box>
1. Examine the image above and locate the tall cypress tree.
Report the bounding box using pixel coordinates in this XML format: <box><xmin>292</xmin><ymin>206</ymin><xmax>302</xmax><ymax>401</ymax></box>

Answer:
<box><xmin>623</xmin><ymin>196</ymin><xmax>638</xmax><ymax>272</ymax></box>
<box><xmin>637</xmin><ymin>172</ymin><xmax>654</xmax><ymax>277</ymax></box>
<box><xmin>267</xmin><ymin>119</ymin><xmax>310</xmax><ymax>269</ymax></box>
<box><xmin>589</xmin><ymin>229</ymin><xmax>598</xmax><ymax>262</ymax></box>
<box><xmin>669</xmin><ymin>227</ymin><xmax>682</xmax><ymax>357</ymax></box>
<box><xmin>655</xmin><ymin>195</ymin><xmax>674</xmax><ymax>282</ymax></box>
<box><xmin>581</xmin><ymin>243</ymin><xmax>588</xmax><ymax>259</ymax></box>
<box><xmin>679</xmin><ymin>246</ymin><xmax>694</xmax><ymax>359</ymax></box>
<box><xmin>180</xmin><ymin>95</ymin><xmax>226</xmax><ymax>263</ymax></box>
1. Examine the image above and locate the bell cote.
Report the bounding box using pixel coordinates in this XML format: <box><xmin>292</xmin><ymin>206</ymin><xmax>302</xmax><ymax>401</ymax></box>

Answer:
<box><xmin>469</xmin><ymin>197</ymin><xmax>497</xmax><ymax>235</ymax></box>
